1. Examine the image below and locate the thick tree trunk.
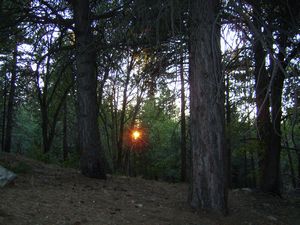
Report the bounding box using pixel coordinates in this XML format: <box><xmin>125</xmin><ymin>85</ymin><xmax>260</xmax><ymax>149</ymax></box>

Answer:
<box><xmin>252</xmin><ymin>4</ymin><xmax>274</xmax><ymax>193</ymax></box>
<box><xmin>189</xmin><ymin>0</ymin><xmax>227</xmax><ymax>214</ymax></box>
<box><xmin>264</xmin><ymin>56</ymin><xmax>285</xmax><ymax>194</ymax></box>
<box><xmin>264</xmin><ymin>32</ymin><xmax>287</xmax><ymax>193</ymax></box>
<box><xmin>255</xmin><ymin>15</ymin><xmax>287</xmax><ymax>194</ymax></box>
<box><xmin>4</xmin><ymin>44</ymin><xmax>17</xmax><ymax>153</ymax></box>
<box><xmin>72</xmin><ymin>0</ymin><xmax>106</xmax><ymax>179</ymax></box>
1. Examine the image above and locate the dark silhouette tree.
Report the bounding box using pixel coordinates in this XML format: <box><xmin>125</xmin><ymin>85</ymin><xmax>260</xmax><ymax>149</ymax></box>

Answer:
<box><xmin>3</xmin><ymin>42</ymin><xmax>18</xmax><ymax>153</ymax></box>
<box><xmin>244</xmin><ymin>0</ymin><xmax>300</xmax><ymax>194</ymax></box>
<box><xmin>71</xmin><ymin>0</ymin><xmax>107</xmax><ymax>178</ymax></box>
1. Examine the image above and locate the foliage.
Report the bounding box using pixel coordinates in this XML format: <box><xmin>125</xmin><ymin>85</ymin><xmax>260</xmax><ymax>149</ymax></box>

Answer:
<box><xmin>136</xmin><ymin>99</ymin><xmax>180</xmax><ymax>181</ymax></box>
<box><xmin>12</xmin><ymin>105</ymin><xmax>41</xmax><ymax>155</ymax></box>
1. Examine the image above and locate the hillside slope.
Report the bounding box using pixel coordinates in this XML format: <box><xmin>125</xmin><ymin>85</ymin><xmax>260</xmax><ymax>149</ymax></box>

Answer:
<box><xmin>0</xmin><ymin>153</ymin><xmax>299</xmax><ymax>225</ymax></box>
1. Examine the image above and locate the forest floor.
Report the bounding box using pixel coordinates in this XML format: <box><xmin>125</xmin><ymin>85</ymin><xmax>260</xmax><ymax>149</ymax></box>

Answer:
<box><xmin>0</xmin><ymin>153</ymin><xmax>300</xmax><ymax>225</ymax></box>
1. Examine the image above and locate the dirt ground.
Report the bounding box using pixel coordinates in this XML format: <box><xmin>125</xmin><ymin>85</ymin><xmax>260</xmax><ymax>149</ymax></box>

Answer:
<box><xmin>0</xmin><ymin>153</ymin><xmax>299</xmax><ymax>225</ymax></box>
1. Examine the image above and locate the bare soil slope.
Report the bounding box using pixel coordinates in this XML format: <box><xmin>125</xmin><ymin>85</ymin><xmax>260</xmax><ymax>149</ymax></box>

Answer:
<box><xmin>0</xmin><ymin>153</ymin><xmax>299</xmax><ymax>225</ymax></box>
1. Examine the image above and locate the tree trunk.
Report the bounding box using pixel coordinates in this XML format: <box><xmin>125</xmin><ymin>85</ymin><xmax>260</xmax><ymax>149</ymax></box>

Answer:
<box><xmin>244</xmin><ymin>150</ymin><xmax>248</xmax><ymax>187</ymax></box>
<box><xmin>252</xmin><ymin>4</ymin><xmax>274</xmax><ymax>193</ymax></box>
<box><xmin>1</xmin><ymin>71</ymin><xmax>7</xmax><ymax>152</ymax></box>
<box><xmin>262</xmin><ymin>75</ymin><xmax>281</xmax><ymax>192</ymax></box>
<box><xmin>283</xmin><ymin>120</ymin><xmax>296</xmax><ymax>187</ymax></box>
<box><xmin>263</xmin><ymin>32</ymin><xmax>286</xmax><ymax>194</ymax></box>
<box><xmin>250</xmin><ymin>151</ymin><xmax>256</xmax><ymax>188</ymax></box>
<box><xmin>35</xmin><ymin>53</ymin><xmax>50</xmax><ymax>154</ymax></box>
<box><xmin>287</xmin><ymin>147</ymin><xmax>296</xmax><ymax>188</ymax></box>
<box><xmin>257</xmin><ymin>19</ymin><xmax>287</xmax><ymax>194</ymax></box>
<box><xmin>110</xmin><ymin>82</ymin><xmax>119</xmax><ymax>171</ymax></box>
<box><xmin>41</xmin><ymin>105</ymin><xmax>50</xmax><ymax>153</ymax></box>
<box><xmin>180</xmin><ymin>52</ymin><xmax>187</xmax><ymax>182</ymax></box>
<box><xmin>63</xmin><ymin>101</ymin><xmax>68</xmax><ymax>161</ymax></box>
<box><xmin>189</xmin><ymin>0</ymin><xmax>227</xmax><ymax>214</ymax></box>
<box><xmin>4</xmin><ymin>44</ymin><xmax>17</xmax><ymax>153</ymax></box>
<box><xmin>225</xmin><ymin>73</ymin><xmax>232</xmax><ymax>188</ymax></box>
<box><xmin>297</xmin><ymin>152</ymin><xmax>300</xmax><ymax>188</ymax></box>
<box><xmin>118</xmin><ymin>58</ymin><xmax>133</xmax><ymax>172</ymax></box>
<box><xmin>72</xmin><ymin>0</ymin><xmax>106</xmax><ymax>179</ymax></box>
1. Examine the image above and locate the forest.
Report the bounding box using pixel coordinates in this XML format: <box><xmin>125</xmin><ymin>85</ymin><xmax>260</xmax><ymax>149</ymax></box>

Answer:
<box><xmin>0</xmin><ymin>0</ymin><xmax>300</xmax><ymax>218</ymax></box>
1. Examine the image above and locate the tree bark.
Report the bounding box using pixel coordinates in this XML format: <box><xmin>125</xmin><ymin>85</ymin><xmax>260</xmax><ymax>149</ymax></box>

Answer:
<box><xmin>72</xmin><ymin>0</ymin><xmax>106</xmax><ymax>179</ymax></box>
<box><xmin>189</xmin><ymin>0</ymin><xmax>227</xmax><ymax>214</ymax></box>
<box><xmin>4</xmin><ymin>43</ymin><xmax>17</xmax><ymax>153</ymax></box>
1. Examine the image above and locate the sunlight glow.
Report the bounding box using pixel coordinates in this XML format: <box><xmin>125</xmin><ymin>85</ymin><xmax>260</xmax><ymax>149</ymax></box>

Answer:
<box><xmin>132</xmin><ymin>130</ymin><xmax>141</xmax><ymax>141</ymax></box>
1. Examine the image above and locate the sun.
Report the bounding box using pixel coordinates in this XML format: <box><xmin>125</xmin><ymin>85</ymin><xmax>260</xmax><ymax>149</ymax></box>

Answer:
<box><xmin>131</xmin><ymin>130</ymin><xmax>141</xmax><ymax>141</ymax></box>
